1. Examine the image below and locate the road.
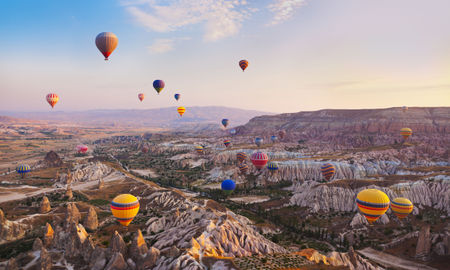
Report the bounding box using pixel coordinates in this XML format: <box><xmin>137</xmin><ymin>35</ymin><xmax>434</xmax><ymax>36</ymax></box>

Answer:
<box><xmin>357</xmin><ymin>247</ymin><xmax>437</xmax><ymax>270</ymax></box>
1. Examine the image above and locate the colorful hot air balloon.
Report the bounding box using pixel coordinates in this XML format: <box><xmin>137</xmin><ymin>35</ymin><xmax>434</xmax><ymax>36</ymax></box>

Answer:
<box><xmin>278</xmin><ymin>130</ymin><xmax>286</xmax><ymax>139</ymax></box>
<box><xmin>400</xmin><ymin>128</ymin><xmax>412</xmax><ymax>140</ymax></box>
<box><xmin>16</xmin><ymin>164</ymin><xmax>31</xmax><ymax>178</ymax></box>
<box><xmin>195</xmin><ymin>146</ymin><xmax>204</xmax><ymax>154</ymax></box>
<box><xmin>236</xmin><ymin>152</ymin><xmax>248</xmax><ymax>163</ymax></box>
<box><xmin>230</xmin><ymin>129</ymin><xmax>237</xmax><ymax>135</ymax></box>
<box><xmin>391</xmin><ymin>197</ymin><xmax>414</xmax><ymax>219</ymax></box>
<box><xmin>110</xmin><ymin>194</ymin><xmax>139</xmax><ymax>226</ymax></box>
<box><xmin>251</xmin><ymin>152</ymin><xmax>269</xmax><ymax>170</ymax></box>
<box><xmin>46</xmin><ymin>93</ymin><xmax>59</xmax><ymax>108</ymax></box>
<box><xmin>153</xmin><ymin>80</ymin><xmax>165</xmax><ymax>94</ymax></box>
<box><xmin>223</xmin><ymin>139</ymin><xmax>231</xmax><ymax>148</ymax></box>
<box><xmin>271</xmin><ymin>135</ymin><xmax>278</xmax><ymax>143</ymax></box>
<box><xmin>402</xmin><ymin>106</ymin><xmax>408</xmax><ymax>112</ymax></box>
<box><xmin>177</xmin><ymin>106</ymin><xmax>186</xmax><ymax>117</ymax></box>
<box><xmin>238</xmin><ymin>163</ymin><xmax>249</xmax><ymax>174</ymax></box>
<box><xmin>239</xmin><ymin>60</ymin><xmax>248</xmax><ymax>72</ymax></box>
<box><xmin>95</xmin><ymin>32</ymin><xmax>118</xmax><ymax>61</ymax></box>
<box><xmin>76</xmin><ymin>145</ymin><xmax>88</xmax><ymax>154</ymax></box>
<box><xmin>174</xmin><ymin>94</ymin><xmax>180</xmax><ymax>101</ymax></box>
<box><xmin>267</xmin><ymin>161</ymin><xmax>279</xmax><ymax>172</ymax></box>
<box><xmin>321</xmin><ymin>163</ymin><xmax>336</xmax><ymax>181</ymax></box>
<box><xmin>356</xmin><ymin>189</ymin><xmax>390</xmax><ymax>224</ymax></box>
<box><xmin>255</xmin><ymin>137</ymin><xmax>263</xmax><ymax>147</ymax></box>
<box><xmin>138</xmin><ymin>93</ymin><xmax>145</xmax><ymax>102</ymax></box>
<box><xmin>221</xmin><ymin>119</ymin><xmax>229</xmax><ymax>128</ymax></box>
<box><xmin>221</xmin><ymin>179</ymin><xmax>236</xmax><ymax>195</ymax></box>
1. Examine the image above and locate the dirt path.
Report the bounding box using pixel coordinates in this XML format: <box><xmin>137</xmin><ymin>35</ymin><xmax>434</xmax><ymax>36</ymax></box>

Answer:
<box><xmin>357</xmin><ymin>247</ymin><xmax>437</xmax><ymax>270</ymax></box>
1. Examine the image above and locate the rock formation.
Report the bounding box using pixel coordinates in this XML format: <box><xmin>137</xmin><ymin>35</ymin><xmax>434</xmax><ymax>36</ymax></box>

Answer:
<box><xmin>109</xmin><ymin>231</ymin><xmax>127</xmax><ymax>257</ymax></box>
<box><xmin>129</xmin><ymin>229</ymin><xmax>148</xmax><ymax>261</ymax></box>
<box><xmin>416</xmin><ymin>224</ymin><xmax>432</xmax><ymax>261</ymax></box>
<box><xmin>42</xmin><ymin>150</ymin><xmax>63</xmax><ymax>167</ymax></box>
<box><xmin>65</xmin><ymin>185</ymin><xmax>73</xmax><ymax>200</ymax></box>
<box><xmin>65</xmin><ymin>202</ymin><xmax>81</xmax><ymax>226</ymax></box>
<box><xmin>0</xmin><ymin>208</ymin><xmax>28</xmax><ymax>244</ymax></box>
<box><xmin>39</xmin><ymin>246</ymin><xmax>52</xmax><ymax>270</ymax></box>
<box><xmin>40</xmin><ymin>196</ymin><xmax>51</xmax><ymax>213</ymax></box>
<box><xmin>83</xmin><ymin>206</ymin><xmax>98</xmax><ymax>231</ymax></box>
<box><xmin>98</xmin><ymin>178</ymin><xmax>104</xmax><ymax>190</ymax></box>
<box><xmin>43</xmin><ymin>222</ymin><xmax>54</xmax><ymax>247</ymax></box>
<box><xmin>32</xmin><ymin>237</ymin><xmax>43</xmax><ymax>251</ymax></box>
<box><xmin>5</xmin><ymin>258</ymin><xmax>18</xmax><ymax>270</ymax></box>
<box><xmin>104</xmin><ymin>252</ymin><xmax>127</xmax><ymax>270</ymax></box>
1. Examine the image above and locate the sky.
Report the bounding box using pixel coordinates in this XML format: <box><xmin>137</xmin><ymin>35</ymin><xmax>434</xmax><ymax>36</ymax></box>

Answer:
<box><xmin>0</xmin><ymin>0</ymin><xmax>449</xmax><ymax>113</ymax></box>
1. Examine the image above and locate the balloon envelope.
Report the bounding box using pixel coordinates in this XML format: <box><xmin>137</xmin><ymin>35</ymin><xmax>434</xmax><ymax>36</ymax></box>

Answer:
<box><xmin>239</xmin><ymin>60</ymin><xmax>248</xmax><ymax>71</ymax></box>
<box><xmin>95</xmin><ymin>32</ymin><xmax>118</xmax><ymax>60</ymax></box>
<box><xmin>391</xmin><ymin>197</ymin><xmax>413</xmax><ymax>219</ymax></box>
<box><xmin>195</xmin><ymin>146</ymin><xmax>204</xmax><ymax>154</ymax></box>
<box><xmin>356</xmin><ymin>189</ymin><xmax>390</xmax><ymax>224</ymax></box>
<box><xmin>400</xmin><ymin>128</ymin><xmax>412</xmax><ymax>140</ymax></box>
<box><xmin>270</xmin><ymin>135</ymin><xmax>278</xmax><ymax>143</ymax></box>
<box><xmin>46</xmin><ymin>93</ymin><xmax>59</xmax><ymax>108</ymax></box>
<box><xmin>238</xmin><ymin>163</ymin><xmax>249</xmax><ymax>174</ymax></box>
<box><xmin>76</xmin><ymin>145</ymin><xmax>88</xmax><ymax>154</ymax></box>
<box><xmin>230</xmin><ymin>129</ymin><xmax>237</xmax><ymax>135</ymax></box>
<box><xmin>251</xmin><ymin>152</ymin><xmax>269</xmax><ymax>170</ymax></box>
<box><xmin>174</xmin><ymin>94</ymin><xmax>180</xmax><ymax>101</ymax></box>
<box><xmin>138</xmin><ymin>93</ymin><xmax>145</xmax><ymax>102</ymax></box>
<box><xmin>221</xmin><ymin>179</ymin><xmax>236</xmax><ymax>195</ymax></box>
<box><xmin>221</xmin><ymin>119</ymin><xmax>229</xmax><ymax>128</ymax></box>
<box><xmin>16</xmin><ymin>164</ymin><xmax>30</xmax><ymax>178</ymax></box>
<box><xmin>236</xmin><ymin>152</ymin><xmax>247</xmax><ymax>163</ymax></box>
<box><xmin>177</xmin><ymin>107</ymin><xmax>186</xmax><ymax>117</ymax></box>
<box><xmin>153</xmin><ymin>80</ymin><xmax>165</xmax><ymax>94</ymax></box>
<box><xmin>223</xmin><ymin>139</ymin><xmax>231</xmax><ymax>148</ymax></box>
<box><xmin>267</xmin><ymin>161</ymin><xmax>279</xmax><ymax>171</ymax></box>
<box><xmin>110</xmin><ymin>194</ymin><xmax>139</xmax><ymax>226</ymax></box>
<box><xmin>254</xmin><ymin>137</ymin><xmax>263</xmax><ymax>147</ymax></box>
<box><xmin>321</xmin><ymin>163</ymin><xmax>336</xmax><ymax>181</ymax></box>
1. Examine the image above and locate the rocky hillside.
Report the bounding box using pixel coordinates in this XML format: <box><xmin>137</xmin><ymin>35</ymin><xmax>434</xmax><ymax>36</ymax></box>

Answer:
<box><xmin>236</xmin><ymin>107</ymin><xmax>450</xmax><ymax>137</ymax></box>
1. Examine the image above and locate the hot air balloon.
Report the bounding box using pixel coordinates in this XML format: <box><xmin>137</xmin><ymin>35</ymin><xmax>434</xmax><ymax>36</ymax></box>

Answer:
<box><xmin>239</xmin><ymin>60</ymin><xmax>248</xmax><ymax>71</ymax></box>
<box><xmin>400</xmin><ymin>128</ymin><xmax>412</xmax><ymax>140</ymax></box>
<box><xmin>238</xmin><ymin>163</ymin><xmax>249</xmax><ymax>174</ymax></box>
<box><xmin>95</xmin><ymin>32</ymin><xmax>118</xmax><ymax>61</ymax></box>
<box><xmin>230</xmin><ymin>129</ymin><xmax>237</xmax><ymax>135</ymax></box>
<box><xmin>16</xmin><ymin>164</ymin><xmax>30</xmax><ymax>178</ymax></box>
<box><xmin>153</xmin><ymin>80</ymin><xmax>165</xmax><ymax>94</ymax></box>
<box><xmin>254</xmin><ymin>137</ymin><xmax>263</xmax><ymax>147</ymax></box>
<box><xmin>402</xmin><ymin>106</ymin><xmax>408</xmax><ymax>112</ymax></box>
<box><xmin>46</xmin><ymin>93</ymin><xmax>59</xmax><ymax>108</ymax></box>
<box><xmin>356</xmin><ymin>189</ymin><xmax>390</xmax><ymax>224</ymax></box>
<box><xmin>76</xmin><ymin>145</ymin><xmax>88</xmax><ymax>154</ymax></box>
<box><xmin>391</xmin><ymin>197</ymin><xmax>414</xmax><ymax>219</ymax></box>
<box><xmin>236</xmin><ymin>152</ymin><xmax>248</xmax><ymax>163</ymax></box>
<box><xmin>271</xmin><ymin>135</ymin><xmax>278</xmax><ymax>143</ymax></box>
<box><xmin>141</xmin><ymin>146</ymin><xmax>149</xmax><ymax>153</ymax></box>
<box><xmin>267</xmin><ymin>161</ymin><xmax>279</xmax><ymax>172</ymax></box>
<box><xmin>223</xmin><ymin>139</ymin><xmax>231</xmax><ymax>148</ymax></box>
<box><xmin>110</xmin><ymin>194</ymin><xmax>139</xmax><ymax>226</ymax></box>
<box><xmin>138</xmin><ymin>93</ymin><xmax>145</xmax><ymax>102</ymax></box>
<box><xmin>174</xmin><ymin>94</ymin><xmax>180</xmax><ymax>101</ymax></box>
<box><xmin>321</xmin><ymin>163</ymin><xmax>336</xmax><ymax>181</ymax></box>
<box><xmin>221</xmin><ymin>119</ymin><xmax>229</xmax><ymax>128</ymax></box>
<box><xmin>195</xmin><ymin>146</ymin><xmax>204</xmax><ymax>154</ymax></box>
<box><xmin>221</xmin><ymin>179</ymin><xmax>236</xmax><ymax>195</ymax></box>
<box><xmin>177</xmin><ymin>106</ymin><xmax>186</xmax><ymax>117</ymax></box>
<box><xmin>278</xmin><ymin>130</ymin><xmax>286</xmax><ymax>139</ymax></box>
<box><xmin>251</xmin><ymin>152</ymin><xmax>269</xmax><ymax>170</ymax></box>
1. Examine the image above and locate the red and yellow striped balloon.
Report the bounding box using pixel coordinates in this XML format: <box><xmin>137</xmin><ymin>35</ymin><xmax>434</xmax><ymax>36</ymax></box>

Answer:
<box><xmin>110</xmin><ymin>194</ymin><xmax>139</xmax><ymax>226</ymax></box>
<box><xmin>95</xmin><ymin>32</ymin><xmax>118</xmax><ymax>61</ymax></box>
<box><xmin>391</xmin><ymin>197</ymin><xmax>413</xmax><ymax>219</ymax></box>
<box><xmin>195</xmin><ymin>146</ymin><xmax>203</xmax><ymax>154</ymax></box>
<box><xmin>400</xmin><ymin>128</ymin><xmax>412</xmax><ymax>140</ymax></box>
<box><xmin>46</xmin><ymin>93</ymin><xmax>59</xmax><ymax>108</ymax></box>
<box><xmin>356</xmin><ymin>189</ymin><xmax>390</xmax><ymax>224</ymax></box>
<box><xmin>177</xmin><ymin>106</ymin><xmax>186</xmax><ymax>117</ymax></box>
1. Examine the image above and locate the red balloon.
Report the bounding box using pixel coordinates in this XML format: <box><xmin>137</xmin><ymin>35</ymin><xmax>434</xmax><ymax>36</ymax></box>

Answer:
<box><xmin>250</xmin><ymin>152</ymin><xmax>268</xmax><ymax>170</ymax></box>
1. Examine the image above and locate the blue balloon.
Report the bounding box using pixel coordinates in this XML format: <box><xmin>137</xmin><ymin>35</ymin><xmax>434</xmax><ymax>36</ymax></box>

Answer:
<box><xmin>221</xmin><ymin>179</ymin><xmax>236</xmax><ymax>191</ymax></box>
<box><xmin>255</xmin><ymin>137</ymin><xmax>263</xmax><ymax>147</ymax></box>
<box><xmin>174</xmin><ymin>93</ymin><xmax>180</xmax><ymax>101</ymax></box>
<box><xmin>271</xmin><ymin>135</ymin><xmax>278</xmax><ymax>143</ymax></box>
<box><xmin>230</xmin><ymin>128</ymin><xmax>237</xmax><ymax>135</ymax></box>
<box><xmin>221</xmin><ymin>119</ymin><xmax>229</xmax><ymax>128</ymax></box>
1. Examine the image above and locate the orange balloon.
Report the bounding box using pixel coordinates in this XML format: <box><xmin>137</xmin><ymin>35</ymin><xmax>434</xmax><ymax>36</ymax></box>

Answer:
<box><xmin>138</xmin><ymin>93</ymin><xmax>144</xmax><ymax>102</ymax></box>
<box><xmin>46</xmin><ymin>93</ymin><xmax>59</xmax><ymax>108</ymax></box>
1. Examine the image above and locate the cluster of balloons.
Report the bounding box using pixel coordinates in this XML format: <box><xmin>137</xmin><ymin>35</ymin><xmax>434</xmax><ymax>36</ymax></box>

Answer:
<box><xmin>356</xmin><ymin>189</ymin><xmax>414</xmax><ymax>224</ymax></box>
<box><xmin>76</xmin><ymin>145</ymin><xmax>88</xmax><ymax>154</ymax></box>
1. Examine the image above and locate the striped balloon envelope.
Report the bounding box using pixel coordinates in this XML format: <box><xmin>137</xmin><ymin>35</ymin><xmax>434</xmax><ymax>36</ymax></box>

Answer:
<box><xmin>16</xmin><ymin>164</ymin><xmax>31</xmax><ymax>178</ymax></box>
<box><xmin>400</xmin><ymin>128</ymin><xmax>412</xmax><ymax>140</ymax></box>
<box><xmin>95</xmin><ymin>32</ymin><xmax>118</xmax><ymax>61</ymax></box>
<box><xmin>195</xmin><ymin>146</ymin><xmax>204</xmax><ymax>154</ymax></box>
<box><xmin>239</xmin><ymin>60</ymin><xmax>248</xmax><ymax>71</ymax></box>
<box><xmin>110</xmin><ymin>194</ymin><xmax>139</xmax><ymax>226</ymax></box>
<box><xmin>391</xmin><ymin>197</ymin><xmax>414</xmax><ymax>219</ymax></box>
<box><xmin>46</xmin><ymin>93</ymin><xmax>59</xmax><ymax>108</ymax></box>
<box><xmin>177</xmin><ymin>106</ymin><xmax>186</xmax><ymax>117</ymax></box>
<box><xmin>250</xmin><ymin>152</ymin><xmax>269</xmax><ymax>170</ymax></box>
<box><xmin>267</xmin><ymin>161</ymin><xmax>279</xmax><ymax>172</ymax></box>
<box><xmin>356</xmin><ymin>189</ymin><xmax>390</xmax><ymax>224</ymax></box>
<box><xmin>321</xmin><ymin>163</ymin><xmax>336</xmax><ymax>181</ymax></box>
<box><xmin>236</xmin><ymin>152</ymin><xmax>248</xmax><ymax>163</ymax></box>
<box><xmin>238</xmin><ymin>163</ymin><xmax>249</xmax><ymax>174</ymax></box>
<box><xmin>223</xmin><ymin>140</ymin><xmax>231</xmax><ymax>148</ymax></box>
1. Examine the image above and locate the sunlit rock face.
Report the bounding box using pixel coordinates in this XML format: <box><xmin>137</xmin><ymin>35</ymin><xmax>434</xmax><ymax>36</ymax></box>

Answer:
<box><xmin>57</xmin><ymin>162</ymin><xmax>117</xmax><ymax>184</ymax></box>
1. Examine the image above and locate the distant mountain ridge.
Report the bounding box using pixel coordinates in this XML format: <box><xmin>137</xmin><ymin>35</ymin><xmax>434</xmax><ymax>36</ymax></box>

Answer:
<box><xmin>1</xmin><ymin>106</ymin><xmax>273</xmax><ymax>129</ymax></box>
<box><xmin>236</xmin><ymin>107</ymin><xmax>450</xmax><ymax>136</ymax></box>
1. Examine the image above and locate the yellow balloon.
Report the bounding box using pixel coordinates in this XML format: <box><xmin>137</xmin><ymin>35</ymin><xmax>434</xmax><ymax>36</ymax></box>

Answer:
<box><xmin>400</xmin><ymin>128</ymin><xmax>412</xmax><ymax>140</ymax></box>
<box><xmin>356</xmin><ymin>189</ymin><xmax>390</xmax><ymax>224</ymax></box>
<box><xmin>391</xmin><ymin>197</ymin><xmax>413</xmax><ymax>219</ymax></box>
<box><xmin>110</xmin><ymin>194</ymin><xmax>139</xmax><ymax>226</ymax></box>
<box><xmin>177</xmin><ymin>106</ymin><xmax>186</xmax><ymax>117</ymax></box>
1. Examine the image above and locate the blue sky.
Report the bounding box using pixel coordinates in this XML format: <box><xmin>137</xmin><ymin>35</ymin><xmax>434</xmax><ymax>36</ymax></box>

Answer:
<box><xmin>0</xmin><ymin>0</ymin><xmax>449</xmax><ymax>113</ymax></box>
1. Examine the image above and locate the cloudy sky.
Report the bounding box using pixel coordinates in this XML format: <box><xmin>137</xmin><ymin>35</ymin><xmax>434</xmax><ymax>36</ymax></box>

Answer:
<box><xmin>0</xmin><ymin>0</ymin><xmax>449</xmax><ymax>113</ymax></box>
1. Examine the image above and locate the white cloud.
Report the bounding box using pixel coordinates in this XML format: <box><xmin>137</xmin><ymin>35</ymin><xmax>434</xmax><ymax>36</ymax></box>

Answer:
<box><xmin>267</xmin><ymin>0</ymin><xmax>305</xmax><ymax>25</ymax></box>
<box><xmin>147</xmin><ymin>37</ymin><xmax>190</xmax><ymax>54</ymax></box>
<box><xmin>125</xmin><ymin>0</ymin><xmax>253</xmax><ymax>41</ymax></box>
